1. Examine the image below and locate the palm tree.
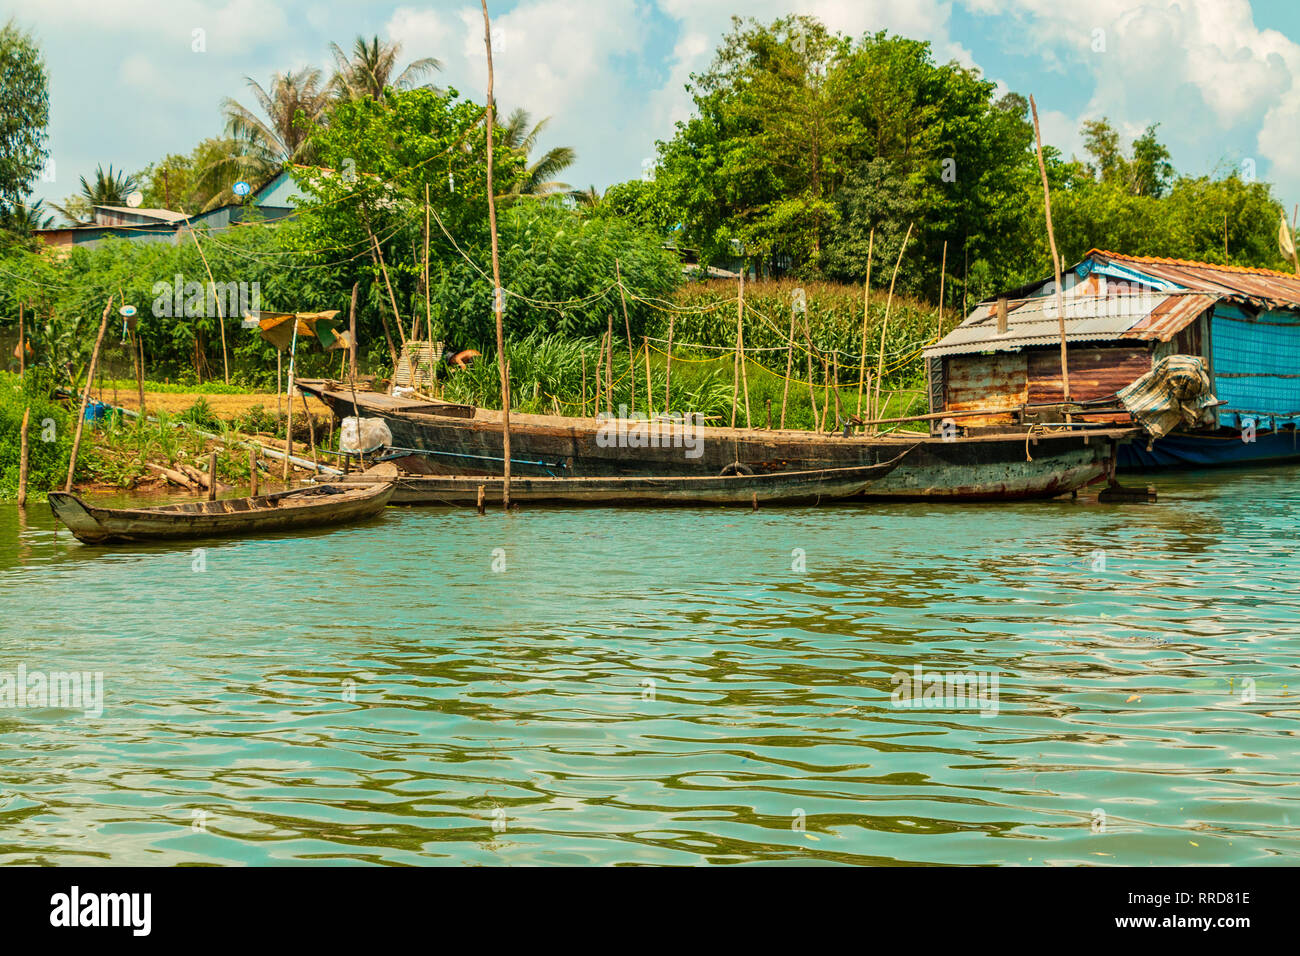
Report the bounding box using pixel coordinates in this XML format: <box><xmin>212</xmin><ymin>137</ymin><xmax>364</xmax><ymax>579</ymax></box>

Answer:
<box><xmin>498</xmin><ymin>109</ymin><xmax>576</xmax><ymax>201</ymax></box>
<box><xmin>329</xmin><ymin>35</ymin><xmax>441</xmax><ymax>100</ymax></box>
<box><xmin>0</xmin><ymin>198</ymin><xmax>55</xmax><ymax>234</ymax></box>
<box><xmin>196</xmin><ymin>67</ymin><xmax>332</xmax><ymax>211</ymax></box>
<box><xmin>50</xmin><ymin>165</ymin><xmax>138</xmax><ymax>224</ymax></box>
<box><xmin>570</xmin><ymin>185</ymin><xmax>601</xmax><ymax>209</ymax></box>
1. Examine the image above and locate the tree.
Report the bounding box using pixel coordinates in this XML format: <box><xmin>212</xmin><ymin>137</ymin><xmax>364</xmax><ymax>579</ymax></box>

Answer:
<box><xmin>497</xmin><ymin>108</ymin><xmax>575</xmax><ymax>200</ymax></box>
<box><xmin>195</xmin><ymin>67</ymin><xmax>332</xmax><ymax>210</ymax></box>
<box><xmin>329</xmin><ymin>35</ymin><xmax>441</xmax><ymax>101</ymax></box>
<box><xmin>0</xmin><ymin>20</ymin><xmax>50</xmax><ymax>219</ymax></box>
<box><xmin>50</xmin><ymin>165</ymin><xmax>138</xmax><ymax>224</ymax></box>
<box><xmin>1081</xmin><ymin>118</ymin><xmax>1173</xmax><ymax>198</ymax></box>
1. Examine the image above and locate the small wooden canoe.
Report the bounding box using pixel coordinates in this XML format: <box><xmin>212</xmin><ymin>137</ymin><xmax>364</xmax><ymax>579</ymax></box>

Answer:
<box><xmin>334</xmin><ymin>451</ymin><xmax>911</xmax><ymax>507</ymax></box>
<box><xmin>48</xmin><ymin>482</ymin><xmax>394</xmax><ymax>544</ymax></box>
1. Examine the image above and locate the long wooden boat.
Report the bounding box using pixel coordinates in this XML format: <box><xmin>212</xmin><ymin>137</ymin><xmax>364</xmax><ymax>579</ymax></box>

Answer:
<box><xmin>335</xmin><ymin>451</ymin><xmax>910</xmax><ymax>507</ymax></box>
<box><xmin>300</xmin><ymin>381</ymin><xmax>1136</xmax><ymax>501</ymax></box>
<box><xmin>48</xmin><ymin>482</ymin><xmax>394</xmax><ymax>544</ymax></box>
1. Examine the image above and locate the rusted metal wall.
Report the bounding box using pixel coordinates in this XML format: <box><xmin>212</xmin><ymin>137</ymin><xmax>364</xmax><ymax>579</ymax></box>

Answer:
<box><xmin>943</xmin><ymin>352</ymin><xmax>1027</xmax><ymax>426</ymax></box>
<box><xmin>1028</xmin><ymin>346</ymin><xmax>1152</xmax><ymax>403</ymax></box>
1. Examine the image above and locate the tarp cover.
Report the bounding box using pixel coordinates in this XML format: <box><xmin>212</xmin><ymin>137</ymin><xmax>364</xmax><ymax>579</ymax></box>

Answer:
<box><xmin>1117</xmin><ymin>355</ymin><xmax>1219</xmax><ymax>438</ymax></box>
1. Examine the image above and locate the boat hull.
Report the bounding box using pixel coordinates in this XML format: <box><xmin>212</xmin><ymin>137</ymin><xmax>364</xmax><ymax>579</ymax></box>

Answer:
<box><xmin>48</xmin><ymin>482</ymin><xmax>394</xmax><ymax>544</ymax></box>
<box><xmin>303</xmin><ymin>383</ymin><xmax>1126</xmax><ymax>501</ymax></box>
<box><xmin>1118</xmin><ymin>428</ymin><xmax>1300</xmax><ymax>469</ymax></box>
<box><xmin>336</xmin><ymin>455</ymin><xmax>907</xmax><ymax>507</ymax></box>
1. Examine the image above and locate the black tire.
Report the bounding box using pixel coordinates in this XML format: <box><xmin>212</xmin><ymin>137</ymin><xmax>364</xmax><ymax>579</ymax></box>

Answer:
<box><xmin>719</xmin><ymin>462</ymin><xmax>754</xmax><ymax>477</ymax></box>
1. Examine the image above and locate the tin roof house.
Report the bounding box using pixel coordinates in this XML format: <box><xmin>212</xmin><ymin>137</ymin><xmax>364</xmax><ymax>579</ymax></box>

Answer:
<box><xmin>923</xmin><ymin>249</ymin><xmax>1300</xmax><ymax>468</ymax></box>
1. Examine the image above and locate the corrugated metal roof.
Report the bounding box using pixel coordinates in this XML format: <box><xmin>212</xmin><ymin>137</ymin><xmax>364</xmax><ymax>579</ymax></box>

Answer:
<box><xmin>925</xmin><ymin>288</ymin><xmax>1211</xmax><ymax>357</ymax></box>
<box><xmin>1090</xmin><ymin>250</ymin><xmax>1300</xmax><ymax>310</ymax></box>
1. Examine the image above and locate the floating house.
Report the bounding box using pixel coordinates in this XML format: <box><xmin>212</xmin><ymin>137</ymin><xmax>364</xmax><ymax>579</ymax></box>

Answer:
<box><xmin>923</xmin><ymin>250</ymin><xmax>1300</xmax><ymax>467</ymax></box>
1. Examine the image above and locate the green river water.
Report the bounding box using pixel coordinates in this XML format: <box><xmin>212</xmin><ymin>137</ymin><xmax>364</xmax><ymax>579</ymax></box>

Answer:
<box><xmin>1</xmin><ymin>467</ymin><xmax>1297</xmax><ymax>866</ymax></box>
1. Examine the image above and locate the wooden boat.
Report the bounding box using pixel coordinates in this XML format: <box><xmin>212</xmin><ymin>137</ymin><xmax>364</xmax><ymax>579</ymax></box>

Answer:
<box><xmin>48</xmin><ymin>482</ymin><xmax>394</xmax><ymax>544</ymax></box>
<box><xmin>299</xmin><ymin>380</ymin><xmax>1137</xmax><ymax>501</ymax></box>
<box><xmin>335</xmin><ymin>451</ymin><xmax>910</xmax><ymax>507</ymax></box>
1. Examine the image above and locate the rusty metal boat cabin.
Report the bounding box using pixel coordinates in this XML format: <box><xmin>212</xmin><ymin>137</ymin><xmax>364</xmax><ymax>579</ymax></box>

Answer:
<box><xmin>923</xmin><ymin>249</ymin><xmax>1300</xmax><ymax>468</ymax></box>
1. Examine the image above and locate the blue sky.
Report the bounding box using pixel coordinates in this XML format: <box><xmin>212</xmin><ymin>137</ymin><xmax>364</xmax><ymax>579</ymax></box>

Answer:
<box><xmin>8</xmin><ymin>1</ymin><xmax>1300</xmax><ymax>217</ymax></box>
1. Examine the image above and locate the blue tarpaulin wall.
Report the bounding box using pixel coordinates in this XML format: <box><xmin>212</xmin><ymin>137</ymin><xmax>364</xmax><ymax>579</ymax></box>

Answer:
<box><xmin>1212</xmin><ymin>304</ymin><xmax>1300</xmax><ymax>429</ymax></box>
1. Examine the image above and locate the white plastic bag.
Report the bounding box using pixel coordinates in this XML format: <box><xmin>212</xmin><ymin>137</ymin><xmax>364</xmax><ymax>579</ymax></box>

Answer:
<box><xmin>340</xmin><ymin>416</ymin><xmax>393</xmax><ymax>454</ymax></box>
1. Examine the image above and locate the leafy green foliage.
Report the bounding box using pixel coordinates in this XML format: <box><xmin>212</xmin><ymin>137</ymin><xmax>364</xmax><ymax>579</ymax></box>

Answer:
<box><xmin>0</xmin><ymin>20</ymin><xmax>49</xmax><ymax>217</ymax></box>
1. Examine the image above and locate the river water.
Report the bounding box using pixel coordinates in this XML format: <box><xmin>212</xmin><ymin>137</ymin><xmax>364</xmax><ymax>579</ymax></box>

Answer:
<box><xmin>1</xmin><ymin>467</ymin><xmax>1297</xmax><ymax>866</ymax></box>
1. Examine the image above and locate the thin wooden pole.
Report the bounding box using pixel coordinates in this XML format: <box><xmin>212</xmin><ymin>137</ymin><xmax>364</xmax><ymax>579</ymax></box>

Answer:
<box><xmin>738</xmin><ymin>269</ymin><xmax>750</xmax><ymax>427</ymax></box>
<box><xmin>643</xmin><ymin>337</ymin><xmax>653</xmax><ymax>417</ymax></box>
<box><xmin>348</xmin><ymin>281</ymin><xmax>359</xmax><ymax>380</ymax></box>
<box><xmin>187</xmin><ymin>225</ymin><xmax>229</xmax><ymax>385</ymax></box>
<box><xmin>276</xmin><ymin>351</ymin><xmax>282</xmax><ymax>419</ymax></box>
<box><xmin>616</xmin><ymin>259</ymin><xmax>636</xmax><ymax>410</ymax></box>
<box><xmin>366</xmin><ymin>232</ymin><xmax>403</xmax><ymax>371</ymax></box>
<box><xmin>17</xmin><ymin>406</ymin><xmax>30</xmax><ymax>507</ymax></box>
<box><xmin>249</xmin><ymin>447</ymin><xmax>258</xmax><ymax>497</ymax></box>
<box><xmin>17</xmin><ymin>302</ymin><xmax>24</xmax><ymax>379</ymax></box>
<box><xmin>780</xmin><ymin>302</ymin><xmax>795</xmax><ymax>428</ymax></box>
<box><xmin>482</xmin><ymin>0</ymin><xmax>511</xmax><ymax>508</ymax></box>
<box><xmin>132</xmin><ymin>329</ymin><xmax>145</xmax><ymax>415</ymax></box>
<box><xmin>424</xmin><ymin>183</ymin><xmax>433</xmax><ymax>345</ymax></box>
<box><xmin>581</xmin><ymin>350</ymin><xmax>588</xmax><ymax>415</ymax></box>
<box><xmin>300</xmin><ymin>387</ymin><xmax>318</xmax><ymax>471</ymax></box>
<box><xmin>283</xmin><ymin>322</ymin><xmax>298</xmax><ymax>482</ymax></box>
<box><xmin>872</xmin><ymin>222</ymin><xmax>914</xmax><ymax>430</ymax></box>
<box><xmin>207</xmin><ymin>451</ymin><xmax>218</xmax><ymax>501</ymax></box>
<box><xmin>65</xmin><ymin>296</ymin><xmax>113</xmax><ymax>493</ymax></box>
<box><xmin>802</xmin><ymin>317</ymin><xmax>819</xmax><ymax>430</ymax></box>
<box><xmin>663</xmin><ymin>314</ymin><xmax>674</xmax><ymax>412</ymax></box>
<box><xmin>937</xmin><ymin>239</ymin><xmax>947</xmax><ymax>339</ymax></box>
<box><xmin>831</xmin><ymin>351</ymin><xmax>842</xmax><ymax>427</ymax></box>
<box><xmin>1029</xmin><ymin>95</ymin><xmax>1070</xmax><ymax>405</ymax></box>
<box><xmin>731</xmin><ymin>267</ymin><xmax>745</xmax><ymax>428</ymax></box>
<box><xmin>605</xmin><ymin>315</ymin><xmax>613</xmax><ymax>414</ymax></box>
<box><xmin>856</xmin><ymin>228</ymin><xmax>874</xmax><ymax>417</ymax></box>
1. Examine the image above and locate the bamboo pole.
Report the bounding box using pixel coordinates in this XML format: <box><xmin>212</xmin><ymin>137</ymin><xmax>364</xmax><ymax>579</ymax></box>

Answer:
<box><xmin>17</xmin><ymin>406</ymin><xmax>30</xmax><ymax>507</ymax></box>
<box><xmin>348</xmin><ymin>281</ymin><xmax>359</xmax><ymax>380</ymax></box>
<box><xmin>282</xmin><ymin>321</ymin><xmax>298</xmax><ymax>482</ymax></box>
<box><xmin>366</xmin><ymin>232</ymin><xmax>403</xmax><ymax>371</ymax></box>
<box><xmin>1030</xmin><ymin>95</ymin><xmax>1070</xmax><ymax>406</ymax></box>
<box><xmin>664</xmin><ymin>314</ymin><xmax>674</xmax><ymax>412</ymax></box>
<box><xmin>249</xmin><ymin>447</ymin><xmax>258</xmax><ymax>497</ymax></box>
<box><xmin>937</xmin><ymin>239</ymin><xmax>947</xmax><ymax>339</ymax></box>
<box><xmin>616</xmin><ymin>259</ymin><xmax>636</xmax><ymax>410</ymax></box>
<box><xmin>17</xmin><ymin>301</ymin><xmax>24</xmax><ymax>379</ymax></box>
<box><xmin>643</xmin><ymin>337</ymin><xmax>653</xmax><ymax>417</ymax></box>
<box><xmin>780</xmin><ymin>301</ymin><xmax>795</xmax><ymax>428</ymax></box>
<box><xmin>605</xmin><ymin>315</ymin><xmax>613</xmax><ymax>414</ymax></box>
<box><xmin>276</xmin><ymin>351</ymin><xmax>282</xmax><ymax>419</ymax></box>
<box><xmin>65</xmin><ymin>296</ymin><xmax>113</xmax><ymax>493</ymax></box>
<box><xmin>872</xmin><ymin>222</ymin><xmax>913</xmax><ymax>430</ymax></box>
<box><xmin>187</xmin><ymin>225</ymin><xmax>230</xmax><ymax>385</ymax></box>
<box><xmin>424</xmin><ymin>184</ymin><xmax>434</xmax><ymax>347</ymax></box>
<box><xmin>831</xmin><ymin>351</ymin><xmax>842</xmax><ymax>428</ymax></box>
<box><xmin>738</xmin><ymin>268</ymin><xmax>750</xmax><ymax>427</ymax></box>
<box><xmin>802</xmin><ymin>317</ymin><xmax>819</xmax><ymax>430</ymax></box>
<box><xmin>131</xmin><ymin>329</ymin><xmax>145</xmax><ymax>416</ymax></box>
<box><xmin>482</xmin><ymin>0</ymin><xmax>511</xmax><ymax>508</ymax></box>
<box><xmin>300</xmin><ymin>387</ymin><xmax>318</xmax><ymax>471</ymax></box>
<box><xmin>856</xmin><ymin>228</ymin><xmax>874</xmax><ymax>417</ymax></box>
<box><xmin>207</xmin><ymin>451</ymin><xmax>218</xmax><ymax>501</ymax></box>
<box><xmin>581</xmin><ymin>351</ymin><xmax>588</xmax><ymax>415</ymax></box>
<box><xmin>730</xmin><ymin>267</ymin><xmax>746</xmax><ymax>427</ymax></box>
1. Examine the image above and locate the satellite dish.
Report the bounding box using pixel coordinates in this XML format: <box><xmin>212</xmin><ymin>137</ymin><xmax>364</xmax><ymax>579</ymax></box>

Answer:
<box><xmin>119</xmin><ymin>305</ymin><xmax>137</xmax><ymax>317</ymax></box>
<box><xmin>232</xmin><ymin>181</ymin><xmax>251</xmax><ymax>197</ymax></box>
<box><xmin>126</xmin><ymin>191</ymin><xmax>143</xmax><ymax>208</ymax></box>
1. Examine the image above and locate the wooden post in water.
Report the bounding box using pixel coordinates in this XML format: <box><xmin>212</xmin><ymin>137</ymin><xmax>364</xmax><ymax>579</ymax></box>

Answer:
<box><xmin>249</xmin><ymin>447</ymin><xmax>258</xmax><ymax>497</ymax></box>
<box><xmin>17</xmin><ymin>406</ymin><xmax>30</xmax><ymax>507</ymax></box>
<box><xmin>872</xmin><ymin>222</ymin><xmax>913</xmax><ymax>431</ymax></box>
<box><xmin>207</xmin><ymin>451</ymin><xmax>218</xmax><ymax>501</ymax></box>
<box><xmin>477</xmin><ymin>484</ymin><xmax>486</xmax><ymax>515</ymax></box>
<box><xmin>663</xmin><ymin>315</ymin><xmax>674</xmax><ymax>413</ymax></box>
<box><xmin>65</xmin><ymin>296</ymin><xmax>113</xmax><ymax>493</ymax></box>
<box><xmin>482</xmin><ymin>0</ymin><xmax>512</xmax><ymax>509</ymax></box>
<box><xmin>856</xmin><ymin>229</ymin><xmax>874</xmax><ymax>417</ymax></box>
<box><xmin>1030</xmin><ymin>95</ymin><xmax>1070</xmax><ymax>407</ymax></box>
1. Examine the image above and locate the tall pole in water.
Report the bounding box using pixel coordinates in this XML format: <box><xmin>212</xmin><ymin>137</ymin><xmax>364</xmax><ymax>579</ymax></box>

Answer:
<box><xmin>481</xmin><ymin>0</ymin><xmax>511</xmax><ymax>509</ymax></box>
<box><xmin>1030</xmin><ymin>95</ymin><xmax>1070</xmax><ymax>406</ymax></box>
